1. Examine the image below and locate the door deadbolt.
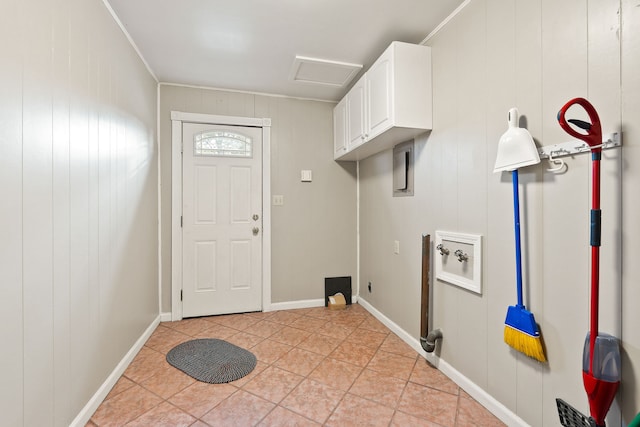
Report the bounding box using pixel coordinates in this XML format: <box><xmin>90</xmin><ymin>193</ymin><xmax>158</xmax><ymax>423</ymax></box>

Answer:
<box><xmin>252</xmin><ymin>214</ymin><xmax>259</xmax><ymax>221</ymax></box>
<box><xmin>252</xmin><ymin>227</ymin><xmax>260</xmax><ymax>236</ymax></box>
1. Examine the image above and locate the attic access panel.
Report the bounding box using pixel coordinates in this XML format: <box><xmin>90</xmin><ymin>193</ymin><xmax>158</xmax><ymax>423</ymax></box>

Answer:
<box><xmin>289</xmin><ymin>56</ymin><xmax>362</xmax><ymax>87</ymax></box>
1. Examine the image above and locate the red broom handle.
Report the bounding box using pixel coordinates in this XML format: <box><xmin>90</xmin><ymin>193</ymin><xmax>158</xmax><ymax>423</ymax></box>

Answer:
<box><xmin>557</xmin><ymin>97</ymin><xmax>604</xmax><ymax>375</ymax></box>
<box><xmin>589</xmin><ymin>155</ymin><xmax>601</xmax><ymax>374</ymax></box>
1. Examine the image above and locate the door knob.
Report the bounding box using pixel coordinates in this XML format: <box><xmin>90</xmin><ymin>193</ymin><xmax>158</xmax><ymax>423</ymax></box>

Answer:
<box><xmin>252</xmin><ymin>227</ymin><xmax>260</xmax><ymax>236</ymax></box>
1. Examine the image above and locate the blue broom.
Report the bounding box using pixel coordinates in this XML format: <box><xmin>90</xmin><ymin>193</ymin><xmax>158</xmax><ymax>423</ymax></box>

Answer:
<box><xmin>494</xmin><ymin>108</ymin><xmax>546</xmax><ymax>362</ymax></box>
<box><xmin>503</xmin><ymin>169</ymin><xmax>546</xmax><ymax>362</ymax></box>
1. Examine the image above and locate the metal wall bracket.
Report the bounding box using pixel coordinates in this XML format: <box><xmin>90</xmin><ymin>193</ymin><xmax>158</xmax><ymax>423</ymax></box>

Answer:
<box><xmin>538</xmin><ymin>132</ymin><xmax>621</xmax><ymax>160</ymax></box>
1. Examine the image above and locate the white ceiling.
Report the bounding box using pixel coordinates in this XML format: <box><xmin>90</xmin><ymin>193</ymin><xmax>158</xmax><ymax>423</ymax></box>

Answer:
<box><xmin>107</xmin><ymin>0</ymin><xmax>463</xmax><ymax>102</ymax></box>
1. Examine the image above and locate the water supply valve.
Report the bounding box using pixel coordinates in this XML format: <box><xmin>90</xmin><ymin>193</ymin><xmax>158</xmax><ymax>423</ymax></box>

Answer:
<box><xmin>454</xmin><ymin>249</ymin><xmax>468</xmax><ymax>262</ymax></box>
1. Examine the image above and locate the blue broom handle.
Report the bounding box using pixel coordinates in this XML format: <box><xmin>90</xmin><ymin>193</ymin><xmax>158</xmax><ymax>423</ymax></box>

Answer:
<box><xmin>512</xmin><ymin>170</ymin><xmax>524</xmax><ymax>307</ymax></box>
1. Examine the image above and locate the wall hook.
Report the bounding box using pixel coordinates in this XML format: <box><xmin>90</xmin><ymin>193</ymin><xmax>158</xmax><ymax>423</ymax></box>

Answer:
<box><xmin>547</xmin><ymin>150</ymin><xmax>566</xmax><ymax>172</ymax></box>
<box><xmin>436</xmin><ymin>244</ymin><xmax>449</xmax><ymax>256</ymax></box>
<box><xmin>538</xmin><ymin>132</ymin><xmax>621</xmax><ymax>165</ymax></box>
<box><xmin>454</xmin><ymin>249</ymin><xmax>468</xmax><ymax>262</ymax></box>
<box><xmin>576</xmin><ymin>139</ymin><xmax>609</xmax><ymax>153</ymax></box>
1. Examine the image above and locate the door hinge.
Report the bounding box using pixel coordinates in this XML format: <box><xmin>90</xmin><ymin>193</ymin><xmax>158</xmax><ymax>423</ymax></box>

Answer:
<box><xmin>180</xmin><ymin>216</ymin><xmax>183</xmax><ymax>227</ymax></box>
<box><xmin>180</xmin><ymin>290</ymin><xmax>183</xmax><ymax>301</ymax></box>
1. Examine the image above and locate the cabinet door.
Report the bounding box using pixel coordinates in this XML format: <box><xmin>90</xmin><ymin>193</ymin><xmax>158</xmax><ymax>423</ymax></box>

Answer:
<box><xmin>333</xmin><ymin>97</ymin><xmax>347</xmax><ymax>158</ymax></box>
<box><xmin>367</xmin><ymin>53</ymin><xmax>392</xmax><ymax>139</ymax></box>
<box><xmin>347</xmin><ymin>76</ymin><xmax>367</xmax><ymax>149</ymax></box>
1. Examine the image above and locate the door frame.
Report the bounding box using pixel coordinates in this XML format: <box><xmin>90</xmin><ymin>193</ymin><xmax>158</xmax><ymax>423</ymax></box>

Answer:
<box><xmin>170</xmin><ymin>111</ymin><xmax>272</xmax><ymax>321</ymax></box>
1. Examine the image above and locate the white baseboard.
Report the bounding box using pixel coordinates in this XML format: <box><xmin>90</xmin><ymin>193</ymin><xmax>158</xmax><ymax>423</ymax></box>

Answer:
<box><xmin>268</xmin><ymin>298</ymin><xmax>324</xmax><ymax>311</ymax></box>
<box><xmin>162</xmin><ymin>295</ymin><xmax>360</xmax><ymax>321</ymax></box>
<box><xmin>357</xmin><ymin>297</ymin><xmax>431</xmax><ymax>358</ymax></box>
<box><xmin>357</xmin><ymin>297</ymin><xmax>528</xmax><ymax>427</ymax></box>
<box><xmin>70</xmin><ymin>315</ymin><xmax>161</xmax><ymax>427</ymax></box>
<box><xmin>436</xmin><ymin>359</ymin><xmax>529</xmax><ymax>427</ymax></box>
<box><xmin>268</xmin><ymin>295</ymin><xmax>359</xmax><ymax>312</ymax></box>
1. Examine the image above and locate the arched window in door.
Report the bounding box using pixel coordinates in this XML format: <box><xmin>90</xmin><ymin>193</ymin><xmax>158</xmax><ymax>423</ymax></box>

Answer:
<box><xmin>193</xmin><ymin>130</ymin><xmax>253</xmax><ymax>158</ymax></box>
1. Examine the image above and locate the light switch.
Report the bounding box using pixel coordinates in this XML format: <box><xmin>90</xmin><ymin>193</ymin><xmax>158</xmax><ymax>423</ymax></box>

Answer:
<box><xmin>301</xmin><ymin>170</ymin><xmax>312</xmax><ymax>182</ymax></box>
<box><xmin>273</xmin><ymin>195</ymin><xmax>284</xmax><ymax>206</ymax></box>
<box><xmin>394</xmin><ymin>240</ymin><xmax>400</xmax><ymax>254</ymax></box>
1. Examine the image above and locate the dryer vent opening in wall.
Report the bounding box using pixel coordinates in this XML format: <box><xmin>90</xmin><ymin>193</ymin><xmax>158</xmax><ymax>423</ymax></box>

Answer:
<box><xmin>393</xmin><ymin>140</ymin><xmax>414</xmax><ymax>197</ymax></box>
<box><xmin>325</xmin><ymin>277</ymin><xmax>352</xmax><ymax>306</ymax></box>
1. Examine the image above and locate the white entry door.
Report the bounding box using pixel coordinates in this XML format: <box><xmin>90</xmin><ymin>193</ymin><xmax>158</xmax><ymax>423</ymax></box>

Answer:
<box><xmin>182</xmin><ymin>122</ymin><xmax>263</xmax><ymax>317</ymax></box>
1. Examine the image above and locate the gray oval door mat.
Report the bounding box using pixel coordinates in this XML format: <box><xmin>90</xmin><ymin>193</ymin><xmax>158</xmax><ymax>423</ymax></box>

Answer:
<box><xmin>166</xmin><ymin>338</ymin><xmax>257</xmax><ymax>384</ymax></box>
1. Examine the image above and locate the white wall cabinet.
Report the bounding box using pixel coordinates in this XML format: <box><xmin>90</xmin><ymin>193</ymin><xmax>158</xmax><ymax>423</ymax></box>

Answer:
<box><xmin>367</xmin><ymin>51</ymin><xmax>392</xmax><ymax>139</ymax></box>
<box><xmin>347</xmin><ymin>75</ymin><xmax>367</xmax><ymax>150</ymax></box>
<box><xmin>333</xmin><ymin>97</ymin><xmax>348</xmax><ymax>157</ymax></box>
<box><xmin>334</xmin><ymin>42</ymin><xmax>432</xmax><ymax>161</ymax></box>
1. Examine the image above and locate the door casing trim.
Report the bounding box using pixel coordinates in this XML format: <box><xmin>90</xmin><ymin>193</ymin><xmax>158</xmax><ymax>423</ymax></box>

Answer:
<box><xmin>170</xmin><ymin>111</ymin><xmax>272</xmax><ymax>321</ymax></box>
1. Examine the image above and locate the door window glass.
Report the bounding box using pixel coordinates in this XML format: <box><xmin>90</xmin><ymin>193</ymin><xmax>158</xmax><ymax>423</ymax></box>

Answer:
<box><xmin>194</xmin><ymin>130</ymin><xmax>252</xmax><ymax>157</ymax></box>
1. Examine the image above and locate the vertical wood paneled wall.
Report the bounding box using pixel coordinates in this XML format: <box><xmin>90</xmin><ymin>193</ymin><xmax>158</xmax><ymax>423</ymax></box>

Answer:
<box><xmin>359</xmin><ymin>0</ymin><xmax>639</xmax><ymax>425</ymax></box>
<box><xmin>0</xmin><ymin>0</ymin><xmax>159</xmax><ymax>425</ymax></box>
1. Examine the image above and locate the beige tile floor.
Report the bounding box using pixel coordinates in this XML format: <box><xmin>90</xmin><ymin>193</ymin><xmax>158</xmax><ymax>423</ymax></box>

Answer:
<box><xmin>88</xmin><ymin>304</ymin><xmax>505</xmax><ymax>426</ymax></box>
